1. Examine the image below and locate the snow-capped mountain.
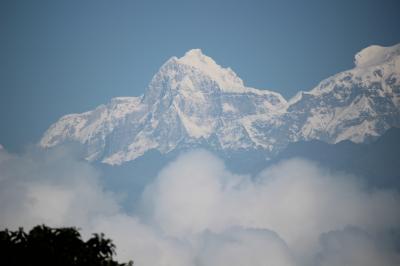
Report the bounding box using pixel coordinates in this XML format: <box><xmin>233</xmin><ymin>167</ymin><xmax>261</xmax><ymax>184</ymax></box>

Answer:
<box><xmin>40</xmin><ymin>44</ymin><xmax>400</xmax><ymax>165</ymax></box>
<box><xmin>286</xmin><ymin>44</ymin><xmax>400</xmax><ymax>143</ymax></box>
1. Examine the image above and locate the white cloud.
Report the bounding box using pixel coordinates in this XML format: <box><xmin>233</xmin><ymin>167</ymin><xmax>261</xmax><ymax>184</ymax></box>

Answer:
<box><xmin>0</xmin><ymin>145</ymin><xmax>118</xmax><ymax>229</ymax></box>
<box><xmin>196</xmin><ymin>228</ymin><xmax>296</xmax><ymax>266</ymax></box>
<box><xmin>1</xmin><ymin>148</ymin><xmax>399</xmax><ymax>266</ymax></box>
<box><xmin>91</xmin><ymin>214</ymin><xmax>193</xmax><ymax>266</ymax></box>
<box><xmin>140</xmin><ymin>150</ymin><xmax>400</xmax><ymax>264</ymax></box>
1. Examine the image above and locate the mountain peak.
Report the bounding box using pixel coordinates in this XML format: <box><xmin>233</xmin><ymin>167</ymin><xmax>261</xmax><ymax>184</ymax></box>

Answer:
<box><xmin>182</xmin><ymin>48</ymin><xmax>205</xmax><ymax>58</ymax></box>
<box><xmin>143</xmin><ymin>49</ymin><xmax>248</xmax><ymax>105</ymax></box>
<box><xmin>160</xmin><ymin>49</ymin><xmax>209</xmax><ymax>69</ymax></box>
<box><xmin>177</xmin><ymin>48</ymin><xmax>220</xmax><ymax>70</ymax></box>
<box><xmin>354</xmin><ymin>43</ymin><xmax>400</xmax><ymax>68</ymax></box>
<box><xmin>173</xmin><ymin>49</ymin><xmax>245</xmax><ymax>92</ymax></box>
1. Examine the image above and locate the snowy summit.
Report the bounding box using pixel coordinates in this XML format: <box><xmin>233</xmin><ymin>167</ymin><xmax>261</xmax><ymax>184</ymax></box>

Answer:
<box><xmin>40</xmin><ymin>44</ymin><xmax>400</xmax><ymax>165</ymax></box>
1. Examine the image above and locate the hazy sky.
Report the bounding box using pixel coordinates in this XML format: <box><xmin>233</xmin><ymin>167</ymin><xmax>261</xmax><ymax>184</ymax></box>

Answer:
<box><xmin>1</xmin><ymin>0</ymin><xmax>399</xmax><ymax>151</ymax></box>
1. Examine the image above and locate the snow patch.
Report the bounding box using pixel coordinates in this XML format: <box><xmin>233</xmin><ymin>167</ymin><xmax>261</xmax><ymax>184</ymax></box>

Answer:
<box><xmin>355</xmin><ymin>43</ymin><xmax>400</xmax><ymax>68</ymax></box>
<box><xmin>173</xmin><ymin>103</ymin><xmax>214</xmax><ymax>139</ymax></box>
<box><xmin>222</xmin><ymin>103</ymin><xmax>237</xmax><ymax>113</ymax></box>
<box><xmin>177</xmin><ymin>49</ymin><xmax>245</xmax><ymax>93</ymax></box>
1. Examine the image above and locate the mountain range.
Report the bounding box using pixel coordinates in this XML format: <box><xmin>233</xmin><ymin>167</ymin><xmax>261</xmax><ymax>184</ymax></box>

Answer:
<box><xmin>40</xmin><ymin>43</ymin><xmax>400</xmax><ymax>165</ymax></box>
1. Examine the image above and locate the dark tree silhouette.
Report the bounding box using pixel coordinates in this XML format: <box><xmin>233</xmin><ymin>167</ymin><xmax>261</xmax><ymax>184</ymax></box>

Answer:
<box><xmin>0</xmin><ymin>225</ymin><xmax>133</xmax><ymax>266</ymax></box>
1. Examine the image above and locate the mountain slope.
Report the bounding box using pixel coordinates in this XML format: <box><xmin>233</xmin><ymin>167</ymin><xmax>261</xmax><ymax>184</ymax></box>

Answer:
<box><xmin>40</xmin><ymin>44</ymin><xmax>400</xmax><ymax>165</ymax></box>
<box><xmin>286</xmin><ymin>43</ymin><xmax>400</xmax><ymax>143</ymax></box>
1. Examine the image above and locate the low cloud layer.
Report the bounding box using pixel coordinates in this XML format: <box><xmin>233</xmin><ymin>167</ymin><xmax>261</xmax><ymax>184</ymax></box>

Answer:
<box><xmin>0</xmin><ymin>148</ymin><xmax>399</xmax><ymax>265</ymax></box>
<box><xmin>0</xmin><ymin>146</ymin><xmax>119</xmax><ymax>229</ymax></box>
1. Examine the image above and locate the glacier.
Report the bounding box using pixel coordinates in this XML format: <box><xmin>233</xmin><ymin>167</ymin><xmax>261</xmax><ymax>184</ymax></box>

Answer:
<box><xmin>40</xmin><ymin>43</ymin><xmax>400</xmax><ymax>165</ymax></box>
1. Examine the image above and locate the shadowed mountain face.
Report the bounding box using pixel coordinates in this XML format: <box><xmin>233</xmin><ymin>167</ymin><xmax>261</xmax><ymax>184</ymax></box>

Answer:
<box><xmin>40</xmin><ymin>44</ymin><xmax>400</xmax><ymax>165</ymax></box>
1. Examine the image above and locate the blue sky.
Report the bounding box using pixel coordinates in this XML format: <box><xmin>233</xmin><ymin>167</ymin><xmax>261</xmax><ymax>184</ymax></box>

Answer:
<box><xmin>0</xmin><ymin>0</ymin><xmax>399</xmax><ymax>151</ymax></box>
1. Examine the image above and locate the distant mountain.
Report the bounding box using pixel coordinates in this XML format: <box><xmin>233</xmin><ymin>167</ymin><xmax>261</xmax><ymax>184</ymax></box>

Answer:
<box><xmin>40</xmin><ymin>44</ymin><xmax>400</xmax><ymax>165</ymax></box>
<box><xmin>285</xmin><ymin>44</ymin><xmax>400</xmax><ymax>143</ymax></box>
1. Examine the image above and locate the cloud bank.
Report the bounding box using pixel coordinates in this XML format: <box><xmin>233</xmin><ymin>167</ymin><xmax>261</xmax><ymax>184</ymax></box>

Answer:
<box><xmin>0</xmin><ymin>148</ymin><xmax>399</xmax><ymax>265</ymax></box>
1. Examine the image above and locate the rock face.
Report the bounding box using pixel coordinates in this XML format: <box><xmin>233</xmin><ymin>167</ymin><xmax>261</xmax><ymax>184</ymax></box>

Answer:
<box><xmin>40</xmin><ymin>44</ymin><xmax>400</xmax><ymax>165</ymax></box>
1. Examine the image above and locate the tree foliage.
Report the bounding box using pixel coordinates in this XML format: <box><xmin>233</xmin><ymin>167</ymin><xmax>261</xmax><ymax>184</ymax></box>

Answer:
<box><xmin>0</xmin><ymin>225</ymin><xmax>133</xmax><ymax>266</ymax></box>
